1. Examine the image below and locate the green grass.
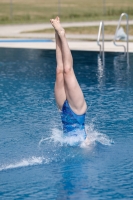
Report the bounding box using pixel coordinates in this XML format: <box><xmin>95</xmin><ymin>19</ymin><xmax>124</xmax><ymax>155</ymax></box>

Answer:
<box><xmin>0</xmin><ymin>0</ymin><xmax>133</xmax><ymax>24</ymax></box>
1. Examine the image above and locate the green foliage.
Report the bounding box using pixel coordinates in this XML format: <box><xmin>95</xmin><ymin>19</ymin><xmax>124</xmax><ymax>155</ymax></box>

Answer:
<box><xmin>0</xmin><ymin>0</ymin><xmax>133</xmax><ymax>24</ymax></box>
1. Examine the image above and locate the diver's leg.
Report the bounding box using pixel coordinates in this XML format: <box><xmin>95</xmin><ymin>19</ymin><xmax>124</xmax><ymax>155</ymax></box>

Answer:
<box><xmin>50</xmin><ymin>17</ymin><xmax>87</xmax><ymax>115</ymax></box>
<box><xmin>51</xmin><ymin>18</ymin><xmax>66</xmax><ymax>110</ymax></box>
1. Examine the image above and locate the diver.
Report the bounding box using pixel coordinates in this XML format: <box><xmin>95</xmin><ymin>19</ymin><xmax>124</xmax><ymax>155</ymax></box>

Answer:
<box><xmin>50</xmin><ymin>17</ymin><xmax>89</xmax><ymax>144</ymax></box>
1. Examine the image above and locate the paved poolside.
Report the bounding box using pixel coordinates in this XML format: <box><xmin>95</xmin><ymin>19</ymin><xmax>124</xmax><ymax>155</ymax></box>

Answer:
<box><xmin>0</xmin><ymin>21</ymin><xmax>133</xmax><ymax>52</ymax></box>
<box><xmin>0</xmin><ymin>39</ymin><xmax>133</xmax><ymax>52</ymax></box>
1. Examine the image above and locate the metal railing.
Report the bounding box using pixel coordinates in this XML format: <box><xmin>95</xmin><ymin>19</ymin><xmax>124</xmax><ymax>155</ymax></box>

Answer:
<box><xmin>113</xmin><ymin>13</ymin><xmax>129</xmax><ymax>66</ymax></box>
<box><xmin>97</xmin><ymin>21</ymin><xmax>105</xmax><ymax>66</ymax></box>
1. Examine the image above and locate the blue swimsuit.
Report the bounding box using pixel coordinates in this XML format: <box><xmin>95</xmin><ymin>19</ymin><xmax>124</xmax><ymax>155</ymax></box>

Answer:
<box><xmin>61</xmin><ymin>100</ymin><xmax>86</xmax><ymax>139</ymax></box>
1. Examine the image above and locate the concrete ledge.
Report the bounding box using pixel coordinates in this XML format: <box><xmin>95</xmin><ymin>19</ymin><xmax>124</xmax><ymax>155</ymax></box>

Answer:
<box><xmin>0</xmin><ymin>40</ymin><xmax>133</xmax><ymax>52</ymax></box>
<box><xmin>0</xmin><ymin>21</ymin><xmax>133</xmax><ymax>52</ymax></box>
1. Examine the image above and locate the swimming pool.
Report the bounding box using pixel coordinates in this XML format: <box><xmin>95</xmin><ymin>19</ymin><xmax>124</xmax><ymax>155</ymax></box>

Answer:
<box><xmin>0</xmin><ymin>48</ymin><xmax>133</xmax><ymax>199</ymax></box>
<box><xmin>0</xmin><ymin>39</ymin><xmax>53</xmax><ymax>43</ymax></box>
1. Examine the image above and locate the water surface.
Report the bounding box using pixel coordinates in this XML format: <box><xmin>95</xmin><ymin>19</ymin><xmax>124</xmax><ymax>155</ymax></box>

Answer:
<box><xmin>0</xmin><ymin>48</ymin><xmax>133</xmax><ymax>199</ymax></box>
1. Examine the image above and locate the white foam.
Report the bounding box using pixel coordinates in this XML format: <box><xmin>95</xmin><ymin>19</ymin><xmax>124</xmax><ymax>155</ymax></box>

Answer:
<box><xmin>39</xmin><ymin>124</ymin><xmax>113</xmax><ymax>148</ymax></box>
<box><xmin>51</xmin><ymin>129</ymin><xmax>84</xmax><ymax>145</ymax></box>
<box><xmin>39</xmin><ymin>129</ymin><xmax>84</xmax><ymax>147</ymax></box>
<box><xmin>85</xmin><ymin>124</ymin><xmax>114</xmax><ymax>146</ymax></box>
<box><xmin>0</xmin><ymin>156</ymin><xmax>46</xmax><ymax>171</ymax></box>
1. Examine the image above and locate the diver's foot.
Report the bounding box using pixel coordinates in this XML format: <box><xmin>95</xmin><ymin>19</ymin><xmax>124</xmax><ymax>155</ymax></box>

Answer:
<box><xmin>50</xmin><ymin>16</ymin><xmax>65</xmax><ymax>37</ymax></box>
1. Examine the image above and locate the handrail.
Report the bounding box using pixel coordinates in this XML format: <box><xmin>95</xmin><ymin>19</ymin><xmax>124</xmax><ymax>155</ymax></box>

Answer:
<box><xmin>113</xmin><ymin>13</ymin><xmax>129</xmax><ymax>66</ymax></box>
<box><xmin>97</xmin><ymin>21</ymin><xmax>104</xmax><ymax>66</ymax></box>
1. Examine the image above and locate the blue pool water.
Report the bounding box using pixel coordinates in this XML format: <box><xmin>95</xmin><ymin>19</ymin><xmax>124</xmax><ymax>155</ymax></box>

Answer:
<box><xmin>0</xmin><ymin>48</ymin><xmax>133</xmax><ymax>199</ymax></box>
<box><xmin>0</xmin><ymin>39</ymin><xmax>53</xmax><ymax>42</ymax></box>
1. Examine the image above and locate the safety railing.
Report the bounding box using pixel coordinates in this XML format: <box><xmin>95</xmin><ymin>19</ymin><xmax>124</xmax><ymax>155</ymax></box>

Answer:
<box><xmin>97</xmin><ymin>21</ymin><xmax>105</xmax><ymax>66</ymax></box>
<box><xmin>113</xmin><ymin>13</ymin><xmax>129</xmax><ymax>66</ymax></box>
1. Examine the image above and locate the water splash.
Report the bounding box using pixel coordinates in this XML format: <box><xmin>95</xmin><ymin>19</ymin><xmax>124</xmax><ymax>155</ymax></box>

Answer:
<box><xmin>0</xmin><ymin>156</ymin><xmax>48</xmax><ymax>171</ymax></box>
<box><xmin>39</xmin><ymin>124</ymin><xmax>113</xmax><ymax>148</ymax></box>
<box><xmin>0</xmin><ymin>125</ymin><xmax>113</xmax><ymax>172</ymax></box>
<box><xmin>85</xmin><ymin>124</ymin><xmax>114</xmax><ymax>146</ymax></box>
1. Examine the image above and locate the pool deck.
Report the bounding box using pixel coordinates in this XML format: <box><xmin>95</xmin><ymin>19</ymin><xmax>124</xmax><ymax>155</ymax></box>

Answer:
<box><xmin>1</xmin><ymin>39</ymin><xmax>133</xmax><ymax>52</ymax></box>
<box><xmin>0</xmin><ymin>21</ymin><xmax>133</xmax><ymax>52</ymax></box>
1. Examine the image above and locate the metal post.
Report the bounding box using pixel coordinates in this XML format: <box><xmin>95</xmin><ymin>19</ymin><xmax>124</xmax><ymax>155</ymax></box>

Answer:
<box><xmin>103</xmin><ymin>0</ymin><xmax>106</xmax><ymax>15</ymax></box>
<box><xmin>10</xmin><ymin>0</ymin><xmax>13</xmax><ymax>20</ymax></box>
<box><xmin>126</xmin><ymin>14</ymin><xmax>129</xmax><ymax>66</ymax></box>
<box><xmin>113</xmin><ymin>13</ymin><xmax>129</xmax><ymax>66</ymax></box>
<box><xmin>58</xmin><ymin>0</ymin><xmax>61</xmax><ymax>16</ymax></box>
<box><xmin>102</xmin><ymin>22</ymin><xmax>105</xmax><ymax>66</ymax></box>
<box><xmin>97</xmin><ymin>21</ymin><xmax>105</xmax><ymax>66</ymax></box>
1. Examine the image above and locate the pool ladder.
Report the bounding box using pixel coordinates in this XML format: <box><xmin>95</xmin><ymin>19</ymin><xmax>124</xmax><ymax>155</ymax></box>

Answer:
<box><xmin>113</xmin><ymin>13</ymin><xmax>129</xmax><ymax>66</ymax></box>
<box><xmin>97</xmin><ymin>21</ymin><xmax>105</xmax><ymax>66</ymax></box>
<box><xmin>97</xmin><ymin>13</ymin><xmax>129</xmax><ymax>66</ymax></box>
